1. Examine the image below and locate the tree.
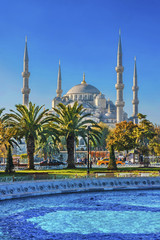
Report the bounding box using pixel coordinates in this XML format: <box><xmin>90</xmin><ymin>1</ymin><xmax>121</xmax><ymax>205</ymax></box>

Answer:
<box><xmin>149</xmin><ymin>125</ymin><xmax>160</xmax><ymax>155</ymax></box>
<box><xmin>0</xmin><ymin>108</ymin><xmax>7</xmax><ymax>147</ymax></box>
<box><xmin>5</xmin><ymin>145</ymin><xmax>14</xmax><ymax>173</ymax></box>
<box><xmin>95</xmin><ymin>122</ymin><xmax>110</xmax><ymax>150</ymax></box>
<box><xmin>35</xmin><ymin>136</ymin><xmax>60</xmax><ymax>161</ymax></box>
<box><xmin>0</xmin><ymin>108</ymin><xmax>18</xmax><ymax>166</ymax></box>
<box><xmin>0</xmin><ymin>145</ymin><xmax>7</xmax><ymax>163</ymax></box>
<box><xmin>20</xmin><ymin>153</ymin><xmax>28</xmax><ymax>159</ymax></box>
<box><xmin>6</xmin><ymin>102</ymin><xmax>54</xmax><ymax>170</ymax></box>
<box><xmin>136</xmin><ymin>113</ymin><xmax>156</xmax><ymax>156</ymax></box>
<box><xmin>0</xmin><ymin>108</ymin><xmax>5</xmax><ymax>121</ymax></box>
<box><xmin>107</xmin><ymin>121</ymin><xmax>137</xmax><ymax>153</ymax></box>
<box><xmin>108</xmin><ymin>145</ymin><xmax>117</xmax><ymax>170</ymax></box>
<box><xmin>50</xmin><ymin>102</ymin><xmax>101</xmax><ymax>168</ymax></box>
<box><xmin>58</xmin><ymin>136</ymin><xmax>67</xmax><ymax>151</ymax></box>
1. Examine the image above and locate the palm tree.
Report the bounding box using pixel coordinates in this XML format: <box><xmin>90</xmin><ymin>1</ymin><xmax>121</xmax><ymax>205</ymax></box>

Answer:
<box><xmin>0</xmin><ymin>108</ymin><xmax>5</xmax><ymax>119</ymax></box>
<box><xmin>0</xmin><ymin>108</ymin><xmax>18</xmax><ymax>171</ymax></box>
<box><xmin>6</xmin><ymin>102</ymin><xmax>57</xmax><ymax>169</ymax></box>
<box><xmin>49</xmin><ymin>102</ymin><xmax>101</xmax><ymax>168</ymax></box>
<box><xmin>0</xmin><ymin>108</ymin><xmax>6</xmax><ymax>146</ymax></box>
<box><xmin>0</xmin><ymin>108</ymin><xmax>17</xmax><ymax>149</ymax></box>
<box><xmin>35</xmin><ymin>136</ymin><xmax>60</xmax><ymax>161</ymax></box>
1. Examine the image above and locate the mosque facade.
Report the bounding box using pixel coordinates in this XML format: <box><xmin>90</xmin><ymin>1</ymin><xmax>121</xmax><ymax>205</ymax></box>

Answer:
<box><xmin>22</xmin><ymin>33</ymin><xmax>139</xmax><ymax>128</ymax></box>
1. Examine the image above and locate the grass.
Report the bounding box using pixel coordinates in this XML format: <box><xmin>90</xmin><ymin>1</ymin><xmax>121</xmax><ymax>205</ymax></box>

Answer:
<box><xmin>0</xmin><ymin>167</ymin><xmax>160</xmax><ymax>178</ymax></box>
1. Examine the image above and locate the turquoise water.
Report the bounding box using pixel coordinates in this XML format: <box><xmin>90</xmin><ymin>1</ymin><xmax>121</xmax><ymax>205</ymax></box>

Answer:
<box><xmin>0</xmin><ymin>190</ymin><xmax>160</xmax><ymax>239</ymax></box>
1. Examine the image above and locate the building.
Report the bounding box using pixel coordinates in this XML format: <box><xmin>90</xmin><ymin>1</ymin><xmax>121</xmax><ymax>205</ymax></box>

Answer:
<box><xmin>21</xmin><ymin>32</ymin><xmax>139</xmax><ymax>127</ymax></box>
<box><xmin>51</xmin><ymin>32</ymin><xmax>139</xmax><ymax>127</ymax></box>
<box><xmin>19</xmin><ymin>32</ymin><xmax>140</xmax><ymax>155</ymax></box>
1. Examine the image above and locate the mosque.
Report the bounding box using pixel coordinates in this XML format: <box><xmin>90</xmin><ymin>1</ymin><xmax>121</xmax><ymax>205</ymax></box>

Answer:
<box><xmin>21</xmin><ymin>33</ymin><xmax>139</xmax><ymax>128</ymax></box>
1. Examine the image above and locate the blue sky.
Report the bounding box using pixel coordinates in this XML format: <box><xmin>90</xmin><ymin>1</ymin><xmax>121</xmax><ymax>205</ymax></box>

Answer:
<box><xmin>0</xmin><ymin>0</ymin><xmax>160</xmax><ymax>124</ymax></box>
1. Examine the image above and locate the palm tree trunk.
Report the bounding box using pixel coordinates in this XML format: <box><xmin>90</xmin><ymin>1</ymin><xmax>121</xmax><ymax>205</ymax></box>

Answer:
<box><xmin>66</xmin><ymin>135</ymin><xmax>76</xmax><ymax>168</ymax></box>
<box><xmin>43</xmin><ymin>149</ymin><xmax>47</xmax><ymax>161</ymax></box>
<box><xmin>27</xmin><ymin>135</ymin><xmax>35</xmax><ymax>170</ymax></box>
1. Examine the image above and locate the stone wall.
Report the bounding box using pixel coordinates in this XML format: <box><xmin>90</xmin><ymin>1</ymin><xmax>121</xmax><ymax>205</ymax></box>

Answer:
<box><xmin>0</xmin><ymin>177</ymin><xmax>160</xmax><ymax>201</ymax></box>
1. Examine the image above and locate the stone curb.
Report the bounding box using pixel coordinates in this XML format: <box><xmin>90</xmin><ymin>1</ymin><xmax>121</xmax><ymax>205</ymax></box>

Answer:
<box><xmin>0</xmin><ymin>177</ymin><xmax>160</xmax><ymax>201</ymax></box>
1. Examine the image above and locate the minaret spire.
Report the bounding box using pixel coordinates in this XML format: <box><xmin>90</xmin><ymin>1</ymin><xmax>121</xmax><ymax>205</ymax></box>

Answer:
<box><xmin>132</xmin><ymin>57</ymin><xmax>139</xmax><ymax>124</ymax></box>
<box><xmin>115</xmin><ymin>30</ymin><xmax>125</xmax><ymax>123</ymax></box>
<box><xmin>56</xmin><ymin>60</ymin><xmax>62</xmax><ymax>97</ymax></box>
<box><xmin>117</xmin><ymin>29</ymin><xmax>122</xmax><ymax>66</ymax></box>
<box><xmin>108</xmin><ymin>98</ymin><xmax>111</xmax><ymax>113</ymax></box>
<box><xmin>21</xmin><ymin>36</ymin><xmax>30</xmax><ymax>106</ymax></box>
<box><xmin>24</xmin><ymin>36</ymin><xmax>28</xmax><ymax>62</ymax></box>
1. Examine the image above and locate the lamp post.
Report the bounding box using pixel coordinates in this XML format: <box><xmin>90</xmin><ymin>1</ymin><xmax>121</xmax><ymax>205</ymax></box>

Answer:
<box><xmin>49</xmin><ymin>142</ymin><xmax>51</xmax><ymax>163</ymax></box>
<box><xmin>87</xmin><ymin>126</ymin><xmax>91</xmax><ymax>174</ymax></box>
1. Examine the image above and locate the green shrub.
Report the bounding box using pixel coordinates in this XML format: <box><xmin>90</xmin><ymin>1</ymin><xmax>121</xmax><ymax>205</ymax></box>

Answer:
<box><xmin>5</xmin><ymin>145</ymin><xmax>14</xmax><ymax>173</ymax></box>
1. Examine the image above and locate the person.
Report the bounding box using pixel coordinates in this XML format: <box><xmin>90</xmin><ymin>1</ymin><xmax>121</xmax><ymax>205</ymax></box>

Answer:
<box><xmin>90</xmin><ymin>160</ymin><xmax>93</xmax><ymax>168</ymax></box>
<box><xmin>140</xmin><ymin>154</ymin><xmax>143</xmax><ymax>164</ymax></box>
<box><xmin>84</xmin><ymin>157</ymin><xmax>87</xmax><ymax>165</ymax></box>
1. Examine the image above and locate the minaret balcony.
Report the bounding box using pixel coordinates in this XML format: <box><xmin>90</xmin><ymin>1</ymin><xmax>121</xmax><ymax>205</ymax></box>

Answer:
<box><xmin>115</xmin><ymin>66</ymin><xmax>124</xmax><ymax>73</ymax></box>
<box><xmin>115</xmin><ymin>83</ymin><xmax>124</xmax><ymax>89</ymax></box>
<box><xmin>22</xmin><ymin>72</ymin><xmax>30</xmax><ymax>78</ymax></box>
<box><xmin>56</xmin><ymin>89</ymin><xmax>62</xmax><ymax>95</ymax></box>
<box><xmin>21</xmin><ymin>88</ymin><xmax>30</xmax><ymax>94</ymax></box>
<box><xmin>115</xmin><ymin>100</ymin><xmax>125</xmax><ymax>107</ymax></box>
<box><xmin>132</xmin><ymin>99</ymin><xmax>139</xmax><ymax>104</ymax></box>
<box><xmin>132</xmin><ymin>86</ymin><xmax>139</xmax><ymax>91</ymax></box>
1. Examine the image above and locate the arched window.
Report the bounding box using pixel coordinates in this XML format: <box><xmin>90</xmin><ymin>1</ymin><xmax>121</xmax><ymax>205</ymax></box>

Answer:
<box><xmin>89</xmin><ymin>95</ymin><xmax>93</xmax><ymax>100</ymax></box>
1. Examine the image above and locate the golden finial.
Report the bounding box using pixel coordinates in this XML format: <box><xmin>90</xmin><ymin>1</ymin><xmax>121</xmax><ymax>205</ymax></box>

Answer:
<box><xmin>81</xmin><ymin>72</ymin><xmax>86</xmax><ymax>84</ymax></box>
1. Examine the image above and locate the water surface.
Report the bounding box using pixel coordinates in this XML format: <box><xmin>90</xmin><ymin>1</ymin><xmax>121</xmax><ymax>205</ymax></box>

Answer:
<box><xmin>0</xmin><ymin>189</ymin><xmax>160</xmax><ymax>239</ymax></box>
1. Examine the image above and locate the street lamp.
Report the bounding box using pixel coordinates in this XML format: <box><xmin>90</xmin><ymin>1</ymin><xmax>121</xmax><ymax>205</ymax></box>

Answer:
<box><xmin>49</xmin><ymin>142</ymin><xmax>52</xmax><ymax>163</ymax></box>
<box><xmin>87</xmin><ymin>126</ymin><xmax>91</xmax><ymax>174</ymax></box>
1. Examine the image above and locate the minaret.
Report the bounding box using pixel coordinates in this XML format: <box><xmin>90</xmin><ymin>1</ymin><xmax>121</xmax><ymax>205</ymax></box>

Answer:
<box><xmin>115</xmin><ymin>30</ymin><xmax>125</xmax><ymax>123</ymax></box>
<box><xmin>21</xmin><ymin>36</ymin><xmax>30</xmax><ymax>106</ymax></box>
<box><xmin>56</xmin><ymin>60</ymin><xmax>62</xmax><ymax>97</ymax></box>
<box><xmin>132</xmin><ymin>57</ymin><xmax>139</xmax><ymax>124</ymax></box>
<box><xmin>108</xmin><ymin>98</ymin><xmax>111</xmax><ymax>113</ymax></box>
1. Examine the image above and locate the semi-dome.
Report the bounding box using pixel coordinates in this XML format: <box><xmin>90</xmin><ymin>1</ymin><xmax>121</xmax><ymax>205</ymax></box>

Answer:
<box><xmin>66</xmin><ymin>83</ymin><xmax>100</xmax><ymax>95</ymax></box>
<box><xmin>96</xmin><ymin>92</ymin><xmax>105</xmax><ymax>99</ymax></box>
<box><xmin>105</xmin><ymin>112</ymin><xmax>116</xmax><ymax>119</ymax></box>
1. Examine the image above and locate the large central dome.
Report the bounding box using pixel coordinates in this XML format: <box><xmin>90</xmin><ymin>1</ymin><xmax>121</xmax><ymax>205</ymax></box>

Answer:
<box><xmin>66</xmin><ymin>83</ymin><xmax>100</xmax><ymax>95</ymax></box>
<box><xmin>66</xmin><ymin>73</ymin><xmax>100</xmax><ymax>95</ymax></box>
